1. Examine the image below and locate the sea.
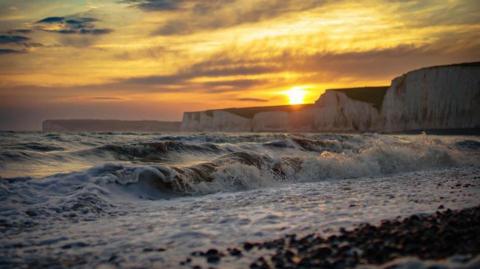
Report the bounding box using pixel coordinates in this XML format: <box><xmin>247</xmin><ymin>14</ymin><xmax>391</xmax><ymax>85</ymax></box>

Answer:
<box><xmin>1</xmin><ymin>132</ymin><xmax>479</xmax><ymax>268</ymax></box>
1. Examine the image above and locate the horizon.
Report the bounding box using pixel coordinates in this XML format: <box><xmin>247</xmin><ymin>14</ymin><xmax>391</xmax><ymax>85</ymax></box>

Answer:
<box><xmin>1</xmin><ymin>0</ymin><xmax>480</xmax><ymax>130</ymax></box>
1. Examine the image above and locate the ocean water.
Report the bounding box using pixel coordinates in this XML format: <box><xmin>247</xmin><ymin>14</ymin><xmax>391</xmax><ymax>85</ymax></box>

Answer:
<box><xmin>1</xmin><ymin>132</ymin><xmax>480</xmax><ymax>268</ymax></box>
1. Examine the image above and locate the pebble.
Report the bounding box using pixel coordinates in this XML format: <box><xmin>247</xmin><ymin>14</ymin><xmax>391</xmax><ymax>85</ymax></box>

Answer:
<box><xmin>181</xmin><ymin>205</ymin><xmax>480</xmax><ymax>268</ymax></box>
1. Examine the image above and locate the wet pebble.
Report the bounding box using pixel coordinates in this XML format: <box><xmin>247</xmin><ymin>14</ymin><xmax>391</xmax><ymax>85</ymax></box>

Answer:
<box><xmin>182</xmin><ymin>205</ymin><xmax>480</xmax><ymax>268</ymax></box>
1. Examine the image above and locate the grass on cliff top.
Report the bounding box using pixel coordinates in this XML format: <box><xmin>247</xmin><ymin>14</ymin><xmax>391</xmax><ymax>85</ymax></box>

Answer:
<box><xmin>328</xmin><ymin>86</ymin><xmax>389</xmax><ymax>110</ymax></box>
<box><xmin>403</xmin><ymin>61</ymin><xmax>480</xmax><ymax>78</ymax></box>
<box><xmin>204</xmin><ymin>104</ymin><xmax>314</xmax><ymax>119</ymax></box>
<box><xmin>416</xmin><ymin>61</ymin><xmax>480</xmax><ymax>71</ymax></box>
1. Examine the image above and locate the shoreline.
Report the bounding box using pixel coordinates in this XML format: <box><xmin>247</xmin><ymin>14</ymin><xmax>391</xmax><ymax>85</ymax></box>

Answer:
<box><xmin>181</xmin><ymin>205</ymin><xmax>480</xmax><ymax>269</ymax></box>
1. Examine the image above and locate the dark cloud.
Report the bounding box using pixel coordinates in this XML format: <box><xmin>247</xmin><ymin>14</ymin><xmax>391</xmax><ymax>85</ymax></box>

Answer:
<box><xmin>7</xmin><ymin>29</ymin><xmax>33</xmax><ymax>34</ymax></box>
<box><xmin>0</xmin><ymin>34</ymin><xmax>41</xmax><ymax>55</ymax></box>
<box><xmin>90</xmin><ymin>96</ymin><xmax>124</xmax><ymax>101</ymax></box>
<box><xmin>122</xmin><ymin>75</ymin><xmax>269</xmax><ymax>94</ymax></box>
<box><xmin>117</xmin><ymin>64</ymin><xmax>275</xmax><ymax>95</ymax></box>
<box><xmin>0</xmin><ymin>14</ymin><xmax>112</xmax><ymax>54</ymax></box>
<box><xmin>0</xmin><ymin>48</ymin><xmax>25</xmax><ymax>54</ymax></box>
<box><xmin>35</xmin><ymin>16</ymin><xmax>113</xmax><ymax>35</ymax></box>
<box><xmin>122</xmin><ymin>0</ymin><xmax>186</xmax><ymax>11</ymax></box>
<box><xmin>201</xmin><ymin>79</ymin><xmax>268</xmax><ymax>88</ymax></box>
<box><xmin>0</xmin><ymin>34</ymin><xmax>30</xmax><ymax>44</ymax></box>
<box><xmin>124</xmin><ymin>74</ymin><xmax>186</xmax><ymax>85</ymax></box>
<box><xmin>37</xmin><ymin>16</ymin><xmax>65</xmax><ymax>23</ymax></box>
<box><xmin>197</xmin><ymin>79</ymin><xmax>272</xmax><ymax>93</ymax></box>
<box><xmin>122</xmin><ymin>63</ymin><xmax>277</xmax><ymax>86</ymax></box>
<box><xmin>236</xmin><ymin>97</ymin><xmax>269</xmax><ymax>102</ymax></box>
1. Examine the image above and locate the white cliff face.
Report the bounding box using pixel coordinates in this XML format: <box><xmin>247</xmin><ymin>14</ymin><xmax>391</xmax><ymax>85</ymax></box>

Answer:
<box><xmin>181</xmin><ymin>62</ymin><xmax>480</xmax><ymax>133</ymax></box>
<box><xmin>182</xmin><ymin>109</ymin><xmax>315</xmax><ymax>132</ymax></box>
<box><xmin>211</xmin><ymin>111</ymin><xmax>251</xmax><ymax>131</ymax></box>
<box><xmin>313</xmin><ymin>91</ymin><xmax>381</xmax><ymax>132</ymax></box>
<box><xmin>181</xmin><ymin>92</ymin><xmax>382</xmax><ymax>132</ymax></box>
<box><xmin>182</xmin><ymin>111</ymin><xmax>251</xmax><ymax>131</ymax></box>
<box><xmin>382</xmin><ymin>64</ymin><xmax>480</xmax><ymax>132</ymax></box>
<box><xmin>252</xmin><ymin>112</ymin><xmax>289</xmax><ymax>131</ymax></box>
<box><xmin>182</xmin><ymin>112</ymin><xmax>213</xmax><ymax>131</ymax></box>
<box><xmin>252</xmin><ymin>109</ymin><xmax>315</xmax><ymax>132</ymax></box>
<box><xmin>287</xmin><ymin>108</ymin><xmax>314</xmax><ymax>131</ymax></box>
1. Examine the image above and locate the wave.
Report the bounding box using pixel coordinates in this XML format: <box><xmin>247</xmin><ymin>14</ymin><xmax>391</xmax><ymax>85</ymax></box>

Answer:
<box><xmin>0</xmin><ymin>151</ymin><xmax>37</xmax><ymax>162</ymax></box>
<box><xmin>75</xmin><ymin>141</ymin><xmax>224</xmax><ymax>161</ymax></box>
<box><xmin>1</xmin><ymin>133</ymin><xmax>479</xmax><ymax>226</ymax></box>
<box><xmin>11</xmin><ymin>142</ymin><xmax>64</xmax><ymax>152</ymax></box>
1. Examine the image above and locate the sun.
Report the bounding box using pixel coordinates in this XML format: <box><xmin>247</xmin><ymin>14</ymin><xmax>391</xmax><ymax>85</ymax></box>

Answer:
<box><xmin>285</xmin><ymin>86</ymin><xmax>307</xmax><ymax>105</ymax></box>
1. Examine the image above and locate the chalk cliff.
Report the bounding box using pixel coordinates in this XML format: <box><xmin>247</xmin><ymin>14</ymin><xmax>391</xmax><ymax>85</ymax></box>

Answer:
<box><xmin>182</xmin><ymin>62</ymin><xmax>480</xmax><ymax>133</ymax></box>
<box><xmin>381</xmin><ymin>62</ymin><xmax>480</xmax><ymax>132</ymax></box>
<box><xmin>181</xmin><ymin>87</ymin><xmax>386</xmax><ymax>132</ymax></box>
<box><xmin>182</xmin><ymin>110</ymin><xmax>251</xmax><ymax>132</ymax></box>
<box><xmin>182</xmin><ymin>105</ymin><xmax>314</xmax><ymax>132</ymax></box>
<box><xmin>312</xmin><ymin>87</ymin><xmax>387</xmax><ymax>132</ymax></box>
<box><xmin>182</xmin><ymin>111</ymin><xmax>250</xmax><ymax>132</ymax></box>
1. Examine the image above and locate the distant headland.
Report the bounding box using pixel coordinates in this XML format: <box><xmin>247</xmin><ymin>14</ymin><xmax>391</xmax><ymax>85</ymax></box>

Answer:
<box><xmin>42</xmin><ymin>119</ymin><xmax>181</xmax><ymax>132</ymax></box>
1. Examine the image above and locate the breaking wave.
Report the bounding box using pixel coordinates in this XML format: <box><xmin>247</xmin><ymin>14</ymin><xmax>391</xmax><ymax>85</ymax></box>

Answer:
<box><xmin>1</xmin><ymin>132</ymin><xmax>479</xmax><ymax>225</ymax></box>
<box><xmin>75</xmin><ymin>141</ymin><xmax>224</xmax><ymax>161</ymax></box>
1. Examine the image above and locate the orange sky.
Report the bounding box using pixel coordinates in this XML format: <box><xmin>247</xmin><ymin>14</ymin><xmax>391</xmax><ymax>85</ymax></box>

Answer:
<box><xmin>0</xmin><ymin>0</ymin><xmax>479</xmax><ymax>130</ymax></box>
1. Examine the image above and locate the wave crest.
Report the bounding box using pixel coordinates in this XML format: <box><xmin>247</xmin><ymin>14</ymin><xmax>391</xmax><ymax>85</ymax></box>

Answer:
<box><xmin>1</xmin><ymin>134</ymin><xmax>478</xmax><ymax>226</ymax></box>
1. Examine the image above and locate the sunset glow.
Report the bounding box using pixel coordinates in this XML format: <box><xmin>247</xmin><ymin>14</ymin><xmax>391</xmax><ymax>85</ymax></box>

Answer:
<box><xmin>0</xmin><ymin>0</ymin><xmax>479</xmax><ymax>130</ymax></box>
<box><xmin>286</xmin><ymin>87</ymin><xmax>307</xmax><ymax>105</ymax></box>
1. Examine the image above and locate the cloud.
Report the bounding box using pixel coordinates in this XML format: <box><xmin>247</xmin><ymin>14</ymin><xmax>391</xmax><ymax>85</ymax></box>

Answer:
<box><xmin>1</xmin><ymin>38</ymin><xmax>478</xmax><ymax>100</ymax></box>
<box><xmin>122</xmin><ymin>64</ymin><xmax>277</xmax><ymax>86</ymax></box>
<box><xmin>117</xmin><ymin>62</ymin><xmax>275</xmax><ymax>94</ymax></box>
<box><xmin>0</xmin><ymin>48</ymin><xmax>25</xmax><ymax>54</ymax></box>
<box><xmin>37</xmin><ymin>16</ymin><xmax>65</xmax><ymax>23</ymax></box>
<box><xmin>117</xmin><ymin>32</ymin><xmax>480</xmax><ymax>92</ymax></box>
<box><xmin>392</xmin><ymin>0</ymin><xmax>480</xmax><ymax>28</ymax></box>
<box><xmin>90</xmin><ymin>96</ymin><xmax>124</xmax><ymax>101</ymax></box>
<box><xmin>123</xmin><ymin>0</ymin><xmax>480</xmax><ymax>41</ymax></box>
<box><xmin>0</xmin><ymin>34</ymin><xmax>42</xmax><ymax>55</ymax></box>
<box><xmin>35</xmin><ymin>16</ymin><xmax>113</xmax><ymax>35</ymax></box>
<box><xmin>179</xmin><ymin>25</ymin><xmax>480</xmax><ymax>82</ymax></box>
<box><xmin>0</xmin><ymin>13</ymin><xmax>112</xmax><ymax>55</ymax></box>
<box><xmin>0</xmin><ymin>34</ymin><xmax>30</xmax><ymax>44</ymax></box>
<box><xmin>236</xmin><ymin>97</ymin><xmax>269</xmax><ymax>102</ymax></box>
<box><xmin>201</xmin><ymin>79</ymin><xmax>268</xmax><ymax>88</ymax></box>
<box><xmin>125</xmin><ymin>0</ymin><xmax>327</xmax><ymax>35</ymax></box>
<box><xmin>198</xmin><ymin>79</ymin><xmax>272</xmax><ymax>93</ymax></box>
<box><xmin>122</xmin><ymin>0</ymin><xmax>187</xmax><ymax>11</ymax></box>
<box><xmin>120</xmin><ymin>74</ymin><xmax>270</xmax><ymax>94</ymax></box>
<box><xmin>6</xmin><ymin>29</ymin><xmax>33</xmax><ymax>34</ymax></box>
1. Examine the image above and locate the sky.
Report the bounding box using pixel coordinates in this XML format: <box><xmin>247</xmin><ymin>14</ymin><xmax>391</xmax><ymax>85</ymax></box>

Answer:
<box><xmin>0</xmin><ymin>0</ymin><xmax>479</xmax><ymax>130</ymax></box>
